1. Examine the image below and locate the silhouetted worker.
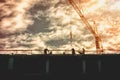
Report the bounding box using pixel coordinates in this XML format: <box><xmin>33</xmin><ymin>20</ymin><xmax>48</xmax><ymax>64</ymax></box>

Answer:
<box><xmin>71</xmin><ymin>48</ymin><xmax>75</xmax><ymax>55</ymax></box>
<box><xmin>78</xmin><ymin>51</ymin><xmax>82</xmax><ymax>54</ymax></box>
<box><xmin>44</xmin><ymin>48</ymin><xmax>49</xmax><ymax>54</ymax></box>
<box><xmin>82</xmin><ymin>48</ymin><xmax>85</xmax><ymax>54</ymax></box>
<box><xmin>63</xmin><ymin>52</ymin><xmax>66</xmax><ymax>55</ymax></box>
<box><xmin>78</xmin><ymin>48</ymin><xmax>85</xmax><ymax>54</ymax></box>
<box><xmin>8</xmin><ymin>57</ymin><xmax>14</xmax><ymax>70</ymax></box>
<box><xmin>49</xmin><ymin>51</ymin><xmax>52</xmax><ymax>55</ymax></box>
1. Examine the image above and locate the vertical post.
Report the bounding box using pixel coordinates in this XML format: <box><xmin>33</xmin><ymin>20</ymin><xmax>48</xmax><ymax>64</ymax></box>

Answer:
<box><xmin>98</xmin><ymin>60</ymin><xmax>101</xmax><ymax>72</ymax></box>
<box><xmin>71</xmin><ymin>48</ymin><xmax>75</xmax><ymax>55</ymax></box>
<box><xmin>46</xmin><ymin>59</ymin><xmax>49</xmax><ymax>74</ymax></box>
<box><xmin>82</xmin><ymin>60</ymin><xmax>86</xmax><ymax>74</ymax></box>
<box><xmin>70</xmin><ymin>30</ymin><xmax>73</xmax><ymax>47</ymax></box>
<box><xmin>8</xmin><ymin>57</ymin><xmax>14</xmax><ymax>70</ymax></box>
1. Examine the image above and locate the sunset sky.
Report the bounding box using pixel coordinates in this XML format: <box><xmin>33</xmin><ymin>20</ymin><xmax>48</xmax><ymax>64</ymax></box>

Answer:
<box><xmin>0</xmin><ymin>0</ymin><xmax>120</xmax><ymax>54</ymax></box>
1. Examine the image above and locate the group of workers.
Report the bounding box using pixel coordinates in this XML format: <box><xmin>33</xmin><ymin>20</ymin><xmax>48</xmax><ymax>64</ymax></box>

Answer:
<box><xmin>44</xmin><ymin>48</ymin><xmax>85</xmax><ymax>55</ymax></box>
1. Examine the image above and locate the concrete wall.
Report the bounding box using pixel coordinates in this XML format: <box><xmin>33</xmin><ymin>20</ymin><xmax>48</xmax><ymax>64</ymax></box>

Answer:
<box><xmin>0</xmin><ymin>54</ymin><xmax>120</xmax><ymax>79</ymax></box>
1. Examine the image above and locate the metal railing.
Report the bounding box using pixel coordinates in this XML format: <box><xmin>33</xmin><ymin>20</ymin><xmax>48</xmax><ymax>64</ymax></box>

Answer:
<box><xmin>0</xmin><ymin>49</ymin><xmax>120</xmax><ymax>55</ymax></box>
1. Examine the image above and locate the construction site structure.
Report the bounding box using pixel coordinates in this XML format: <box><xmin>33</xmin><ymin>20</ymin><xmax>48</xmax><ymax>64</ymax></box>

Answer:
<box><xmin>68</xmin><ymin>0</ymin><xmax>103</xmax><ymax>54</ymax></box>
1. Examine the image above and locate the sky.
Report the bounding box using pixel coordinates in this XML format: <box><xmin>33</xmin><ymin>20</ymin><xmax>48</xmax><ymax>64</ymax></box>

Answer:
<box><xmin>0</xmin><ymin>0</ymin><xmax>120</xmax><ymax>54</ymax></box>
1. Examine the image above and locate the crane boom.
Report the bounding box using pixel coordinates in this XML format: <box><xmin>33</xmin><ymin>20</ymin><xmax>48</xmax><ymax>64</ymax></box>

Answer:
<box><xmin>68</xmin><ymin>0</ymin><xmax>103</xmax><ymax>54</ymax></box>
<box><xmin>68</xmin><ymin>0</ymin><xmax>96</xmax><ymax>35</ymax></box>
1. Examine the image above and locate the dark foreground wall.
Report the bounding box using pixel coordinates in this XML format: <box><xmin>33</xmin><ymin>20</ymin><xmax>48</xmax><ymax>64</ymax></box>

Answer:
<box><xmin>0</xmin><ymin>54</ymin><xmax>120</xmax><ymax>80</ymax></box>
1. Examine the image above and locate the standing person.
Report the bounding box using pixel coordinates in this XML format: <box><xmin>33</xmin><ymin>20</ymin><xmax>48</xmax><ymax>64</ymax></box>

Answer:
<box><xmin>82</xmin><ymin>48</ymin><xmax>85</xmax><ymax>54</ymax></box>
<box><xmin>78</xmin><ymin>48</ymin><xmax>85</xmax><ymax>54</ymax></box>
<box><xmin>71</xmin><ymin>48</ymin><xmax>75</xmax><ymax>55</ymax></box>
<box><xmin>44</xmin><ymin>48</ymin><xmax>49</xmax><ymax>54</ymax></box>
<box><xmin>49</xmin><ymin>51</ymin><xmax>52</xmax><ymax>55</ymax></box>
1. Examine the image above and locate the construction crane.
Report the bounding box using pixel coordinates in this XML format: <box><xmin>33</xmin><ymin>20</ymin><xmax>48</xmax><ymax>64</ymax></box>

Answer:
<box><xmin>68</xmin><ymin>0</ymin><xmax>103</xmax><ymax>54</ymax></box>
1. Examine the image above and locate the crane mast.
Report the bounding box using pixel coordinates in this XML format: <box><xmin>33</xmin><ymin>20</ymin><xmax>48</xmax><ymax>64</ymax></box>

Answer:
<box><xmin>68</xmin><ymin>0</ymin><xmax>103</xmax><ymax>54</ymax></box>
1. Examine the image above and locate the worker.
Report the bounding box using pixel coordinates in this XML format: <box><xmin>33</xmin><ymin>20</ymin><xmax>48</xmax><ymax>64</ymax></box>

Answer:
<box><xmin>49</xmin><ymin>51</ymin><xmax>52</xmax><ymax>55</ymax></box>
<box><xmin>82</xmin><ymin>48</ymin><xmax>85</xmax><ymax>54</ymax></box>
<box><xmin>78</xmin><ymin>48</ymin><xmax>85</xmax><ymax>54</ymax></box>
<box><xmin>63</xmin><ymin>51</ymin><xmax>66</xmax><ymax>55</ymax></box>
<box><xmin>71</xmin><ymin>48</ymin><xmax>75</xmax><ymax>55</ymax></box>
<box><xmin>44</xmin><ymin>48</ymin><xmax>49</xmax><ymax>54</ymax></box>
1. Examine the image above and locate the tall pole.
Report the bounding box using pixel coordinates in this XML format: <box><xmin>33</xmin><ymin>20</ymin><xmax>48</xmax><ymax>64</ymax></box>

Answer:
<box><xmin>70</xmin><ymin>30</ymin><xmax>73</xmax><ymax>47</ymax></box>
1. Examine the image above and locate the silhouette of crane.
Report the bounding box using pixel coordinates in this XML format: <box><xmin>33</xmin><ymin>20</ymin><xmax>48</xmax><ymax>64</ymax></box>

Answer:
<box><xmin>68</xmin><ymin>0</ymin><xmax>103</xmax><ymax>54</ymax></box>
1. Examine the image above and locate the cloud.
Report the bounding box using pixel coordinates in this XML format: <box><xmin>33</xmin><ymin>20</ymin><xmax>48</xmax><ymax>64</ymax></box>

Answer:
<box><xmin>0</xmin><ymin>0</ymin><xmax>39</xmax><ymax>35</ymax></box>
<box><xmin>1</xmin><ymin>0</ymin><xmax>120</xmax><ymax>54</ymax></box>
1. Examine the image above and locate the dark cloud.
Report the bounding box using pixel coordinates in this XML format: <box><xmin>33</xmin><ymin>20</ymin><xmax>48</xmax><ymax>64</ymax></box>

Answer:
<box><xmin>29</xmin><ymin>1</ymin><xmax>50</xmax><ymax>14</ymax></box>
<box><xmin>27</xmin><ymin>17</ymin><xmax>51</xmax><ymax>34</ymax></box>
<box><xmin>28</xmin><ymin>0</ymin><xmax>59</xmax><ymax>18</ymax></box>
<box><xmin>0</xmin><ymin>43</ymin><xmax>5</xmax><ymax>49</ymax></box>
<box><xmin>0</xmin><ymin>32</ymin><xmax>13</xmax><ymax>38</ymax></box>
<box><xmin>54</xmin><ymin>0</ymin><xmax>68</xmax><ymax>8</ymax></box>
<box><xmin>26</xmin><ymin>1</ymin><xmax>54</xmax><ymax>34</ymax></box>
<box><xmin>0</xmin><ymin>32</ymin><xmax>6</xmax><ymax>38</ymax></box>
<box><xmin>46</xmin><ymin>39</ymin><xmax>69</xmax><ymax>48</ymax></box>
<box><xmin>17</xmin><ymin>43</ymin><xmax>33</xmax><ymax>48</ymax></box>
<box><xmin>0</xmin><ymin>0</ymin><xmax>6</xmax><ymax>3</ymax></box>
